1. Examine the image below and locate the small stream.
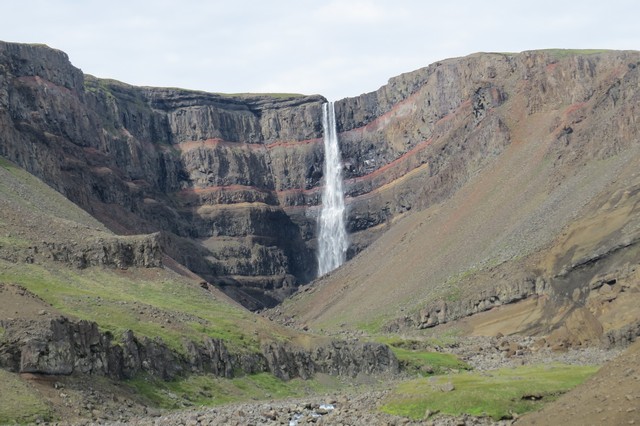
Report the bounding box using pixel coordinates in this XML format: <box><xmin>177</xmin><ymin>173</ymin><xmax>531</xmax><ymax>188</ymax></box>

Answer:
<box><xmin>289</xmin><ymin>403</ymin><xmax>335</xmax><ymax>425</ymax></box>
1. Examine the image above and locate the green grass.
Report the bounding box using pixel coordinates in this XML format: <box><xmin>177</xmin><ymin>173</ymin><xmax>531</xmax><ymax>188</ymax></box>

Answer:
<box><xmin>0</xmin><ymin>156</ymin><xmax>293</xmax><ymax>354</ymax></box>
<box><xmin>0</xmin><ymin>370</ymin><xmax>54</xmax><ymax>424</ymax></box>
<box><xmin>357</xmin><ymin>317</ymin><xmax>388</xmax><ymax>334</ymax></box>
<box><xmin>392</xmin><ymin>347</ymin><xmax>470</xmax><ymax>375</ymax></box>
<box><xmin>128</xmin><ymin>372</ymin><xmax>339</xmax><ymax>409</ymax></box>
<box><xmin>376</xmin><ymin>338</ymin><xmax>470</xmax><ymax>375</ymax></box>
<box><xmin>0</xmin><ymin>260</ymin><xmax>272</xmax><ymax>354</ymax></box>
<box><xmin>83</xmin><ymin>76</ymin><xmax>116</xmax><ymax>99</ymax></box>
<box><xmin>0</xmin><ymin>156</ymin><xmax>14</xmax><ymax>170</ymax></box>
<box><xmin>444</xmin><ymin>285</ymin><xmax>462</xmax><ymax>302</ymax></box>
<box><xmin>369</xmin><ymin>337</ymin><xmax>469</xmax><ymax>376</ymax></box>
<box><xmin>381</xmin><ymin>363</ymin><xmax>598</xmax><ymax>421</ymax></box>
<box><xmin>0</xmin><ymin>234</ymin><xmax>31</xmax><ymax>249</ymax></box>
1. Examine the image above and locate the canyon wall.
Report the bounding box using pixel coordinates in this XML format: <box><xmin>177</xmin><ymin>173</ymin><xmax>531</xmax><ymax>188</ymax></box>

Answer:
<box><xmin>2</xmin><ymin>41</ymin><xmax>639</xmax><ymax>311</ymax></box>
<box><xmin>270</xmin><ymin>48</ymin><xmax>640</xmax><ymax>344</ymax></box>
<box><xmin>0</xmin><ymin>42</ymin><xmax>327</xmax><ymax>309</ymax></box>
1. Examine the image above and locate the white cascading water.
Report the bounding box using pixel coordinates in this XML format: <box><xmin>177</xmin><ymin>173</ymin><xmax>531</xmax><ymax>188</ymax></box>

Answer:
<box><xmin>317</xmin><ymin>101</ymin><xmax>348</xmax><ymax>276</ymax></box>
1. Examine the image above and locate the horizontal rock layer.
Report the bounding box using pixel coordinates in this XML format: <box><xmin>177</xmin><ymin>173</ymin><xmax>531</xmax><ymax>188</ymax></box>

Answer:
<box><xmin>269</xmin><ymin>49</ymin><xmax>640</xmax><ymax>338</ymax></box>
<box><xmin>2</xmin><ymin>42</ymin><xmax>639</xmax><ymax>310</ymax></box>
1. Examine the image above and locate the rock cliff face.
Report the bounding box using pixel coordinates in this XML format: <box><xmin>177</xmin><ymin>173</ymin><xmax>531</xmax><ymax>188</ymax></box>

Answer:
<box><xmin>271</xmin><ymin>48</ymin><xmax>640</xmax><ymax>344</ymax></box>
<box><xmin>0</xmin><ymin>41</ymin><xmax>327</xmax><ymax>309</ymax></box>
<box><xmin>2</xmin><ymin>41</ymin><xmax>639</xmax><ymax>313</ymax></box>
<box><xmin>0</xmin><ymin>316</ymin><xmax>398</xmax><ymax>380</ymax></box>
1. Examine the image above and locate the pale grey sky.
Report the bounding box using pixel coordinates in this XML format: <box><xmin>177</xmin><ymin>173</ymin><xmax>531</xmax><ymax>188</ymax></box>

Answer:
<box><xmin>2</xmin><ymin>1</ymin><xmax>639</xmax><ymax>100</ymax></box>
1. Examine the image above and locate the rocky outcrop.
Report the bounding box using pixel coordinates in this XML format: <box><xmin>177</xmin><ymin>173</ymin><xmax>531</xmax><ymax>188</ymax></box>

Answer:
<box><xmin>0</xmin><ymin>42</ymin><xmax>324</xmax><ymax>308</ymax></box>
<box><xmin>0</xmin><ymin>230</ymin><xmax>163</xmax><ymax>269</ymax></box>
<box><xmin>386</xmin><ymin>233</ymin><xmax>640</xmax><ymax>349</ymax></box>
<box><xmin>261</xmin><ymin>340</ymin><xmax>399</xmax><ymax>380</ymax></box>
<box><xmin>43</xmin><ymin>233</ymin><xmax>163</xmax><ymax>269</ymax></box>
<box><xmin>0</xmin><ymin>316</ymin><xmax>398</xmax><ymax>381</ymax></box>
<box><xmin>386</xmin><ymin>274</ymin><xmax>548</xmax><ymax>331</ymax></box>
<box><xmin>0</xmin><ymin>318</ymin><xmax>182</xmax><ymax>379</ymax></box>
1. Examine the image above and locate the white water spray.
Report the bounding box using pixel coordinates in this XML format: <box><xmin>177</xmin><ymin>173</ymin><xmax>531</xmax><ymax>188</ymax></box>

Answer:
<box><xmin>317</xmin><ymin>102</ymin><xmax>348</xmax><ymax>276</ymax></box>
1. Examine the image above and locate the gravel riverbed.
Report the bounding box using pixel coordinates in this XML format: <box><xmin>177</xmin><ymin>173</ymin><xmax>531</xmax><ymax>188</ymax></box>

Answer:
<box><xmin>47</xmin><ymin>338</ymin><xmax>621</xmax><ymax>426</ymax></box>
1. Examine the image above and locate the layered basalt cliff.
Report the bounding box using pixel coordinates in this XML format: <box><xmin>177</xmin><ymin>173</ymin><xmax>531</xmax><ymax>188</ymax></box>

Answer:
<box><xmin>2</xmin><ymin>41</ymin><xmax>638</xmax><ymax>312</ymax></box>
<box><xmin>271</xmin><ymin>48</ymin><xmax>640</xmax><ymax>344</ymax></box>
<box><xmin>0</xmin><ymin>42</ymin><xmax>328</xmax><ymax>309</ymax></box>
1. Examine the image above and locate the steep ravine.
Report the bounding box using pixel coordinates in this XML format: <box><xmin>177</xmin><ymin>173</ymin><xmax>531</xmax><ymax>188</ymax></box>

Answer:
<box><xmin>3</xmin><ymin>41</ymin><xmax>640</xmax><ymax>424</ymax></box>
<box><xmin>0</xmin><ymin>155</ymin><xmax>400</xmax><ymax>412</ymax></box>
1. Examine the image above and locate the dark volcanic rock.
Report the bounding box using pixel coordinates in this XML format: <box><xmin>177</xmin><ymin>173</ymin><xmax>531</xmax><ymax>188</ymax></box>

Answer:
<box><xmin>262</xmin><ymin>340</ymin><xmax>399</xmax><ymax>380</ymax></box>
<box><xmin>2</xmin><ymin>42</ymin><xmax>639</xmax><ymax>311</ymax></box>
<box><xmin>0</xmin><ymin>316</ymin><xmax>398</xmax><ymax>381</ymax></box>
<box><xmin>43</xmin><ymin>233</ymin><xmax>163</xmax><ymax>269</ymax></box>
<box><xmin>0</xmin><ymin>41</ymin><xmax>326</xmax><ymax>309</ymax></box>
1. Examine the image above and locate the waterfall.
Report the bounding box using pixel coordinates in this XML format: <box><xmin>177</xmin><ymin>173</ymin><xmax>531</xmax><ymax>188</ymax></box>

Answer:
<box><xmin>317</xmin><ymin>101</ymin><xmax>348</xmax><ymax>276</ymax></box>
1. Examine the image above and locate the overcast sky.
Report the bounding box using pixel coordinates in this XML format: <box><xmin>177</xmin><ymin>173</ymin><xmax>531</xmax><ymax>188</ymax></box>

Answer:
<box><xmin>2</xmin><ymin>1</ymin><xmax>639</xmax><ymax>100</ymax></box>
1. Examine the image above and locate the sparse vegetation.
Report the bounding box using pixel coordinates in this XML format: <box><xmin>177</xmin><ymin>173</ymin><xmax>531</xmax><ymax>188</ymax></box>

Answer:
<box><xmin>2</xmin><ymin>43</ymin><xmax>639</xmax><ymax>425</ymax></box>
<box><xmin>544</xmin><ymin>48</ymin><xmax>611</xmax><ymax>58</ymax></box>
<box><xmin>0</xmin><ymin>234</ymin><xmax>31</xmax><ymax>249</ymax></box>
<box><xmin>392</xmin><ymin>347</ymin><xmax>470</xmax><ymax>375</ymax></box>
<box><xmin>493</xmin><ymin>49</ymin><xmax>611</xmax><ymax>58</ymax></box>
<box><xmin>216</xmin><ymin>92</ymin><xmax>307</xmax><ymax>99</ymax></box>
<box><xmin>381</xmin><ymin>364</ymin><xmax>598</xmax><ymax>420</ymax></box>
<box><xmin>0</xmin><ymin>260</ymin><xmax>274</xmax><ymax>353</ymax></box>
<box><xmin>357</xmin><ymin>317</ymin><xmax>388</xmax><ymax>334</ymax></box>
<box><xmin>83</xmin><ymin>76</ymin><xmax>117</xmax><ymax>99</ymax></box>
<box><xmin>377</xmin><ymin>338</ymin><xmax>470</xmax><ymax>375</ymax></box>
<box><xmin>127</xmin><ymin>372</ymin><xmax>340</xmax><ymax>409</ymax></box>
<box><xmin>444</xmin><ymin>285</ymin><xmax>462</xmax><ymax>302</ymax></box>
<box><xmin>0</xmin><ymin>370</ymin><xmax>54</xmax><ymax>424</ymax></box>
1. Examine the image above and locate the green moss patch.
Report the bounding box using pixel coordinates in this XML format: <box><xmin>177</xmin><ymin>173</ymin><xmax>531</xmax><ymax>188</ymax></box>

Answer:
<box><xmin>0</xmin><ymin>370</ymin><xmax>53</xmax><ymax>424</ymax></box>
<box><xmin>127</xmin><ymin>372</ymin><xmax>339</xmax><ymax>409</ymax></box>
<box><xmin>392</xmin><ymin>347</ymin><xmax>470</xmax><ymax>375</ymax></box>
<box><xmin>378</xmin><ymin>338</ymin><xmax>470</xmax><ymax>375</ymax></box>
<box><xmin>381</xmin><ymin>364</ymin><xmax>598</xmax><ymax>420</ymax></box>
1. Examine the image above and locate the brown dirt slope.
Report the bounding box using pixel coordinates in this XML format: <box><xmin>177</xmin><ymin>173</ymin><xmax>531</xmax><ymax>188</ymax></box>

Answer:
<box><xmin>276</xmin><ymin>50</ymin><xmax>640</xmax><ymax>344</ymax></box>
<box><xmin>517</xmin><ymin>340</ymin><xmax>640</xmax><ymax>425</ymax></box>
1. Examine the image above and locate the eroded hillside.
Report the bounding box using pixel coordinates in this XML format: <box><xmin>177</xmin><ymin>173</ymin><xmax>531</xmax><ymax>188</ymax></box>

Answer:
<box><xmin>0</xmin><ymin>155</ymin><xmax>398</xmax><ymax>423</ymax></box>
<box><xmin>2</xmin><ymin>41</ymin><xmax>639</xmax><ymax>344</ymax></box>
<box><xmin>275</xmin><ymin>49</ymin><xmax>640</xmax><ymax>350</ymax></box>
